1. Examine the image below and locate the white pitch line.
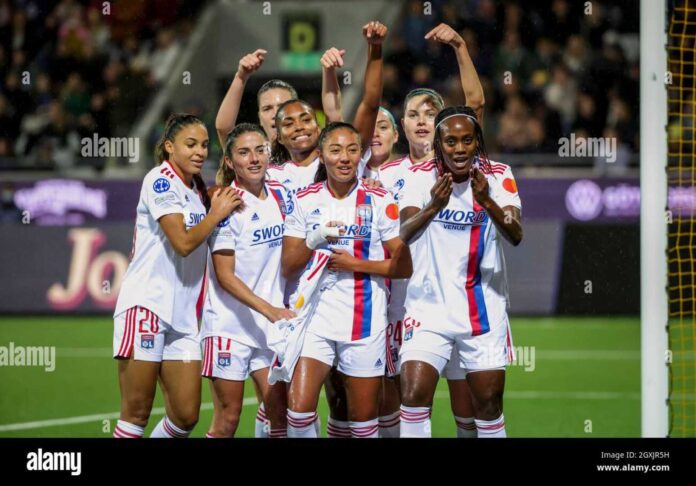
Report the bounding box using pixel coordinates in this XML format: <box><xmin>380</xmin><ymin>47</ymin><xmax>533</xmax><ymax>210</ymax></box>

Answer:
<box><xmin>0</xmin><ymin>390</ymin><xmax>639</xmax><ymax>433</ymax></box>
<box><xmin>0</xmin><ymin>397</ymin><xmax>258</xmax><ymax>432</ymax></box>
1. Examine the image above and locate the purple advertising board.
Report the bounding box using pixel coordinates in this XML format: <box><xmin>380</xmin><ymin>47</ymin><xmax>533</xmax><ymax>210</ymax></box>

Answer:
<box><xmin>9</xmin><ymin>176</ymin><xmax>693</xmax><ymax>225</ymax></box>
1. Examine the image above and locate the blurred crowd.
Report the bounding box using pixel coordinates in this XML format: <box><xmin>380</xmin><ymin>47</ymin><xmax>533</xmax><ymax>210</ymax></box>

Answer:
<box><xmin>0</xmin><ymin>0</ymin><xmax>641</xmax><ymax>172</ymax></box>
<box><xmin>0</xmin><ymin>0</ymin><xmax>205</xmax><ymax>170</ymax></box>
<box><xmin>383</xmin><ymin>0</ymin><xmax>639</xmax><ymax>164</ymax></box>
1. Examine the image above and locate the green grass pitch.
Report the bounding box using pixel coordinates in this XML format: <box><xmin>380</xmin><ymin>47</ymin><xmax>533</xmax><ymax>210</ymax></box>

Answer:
<box><xmin>0</xmin><ymin>316</ymin><xmax>640</xmax><ymax>437</ymax></box>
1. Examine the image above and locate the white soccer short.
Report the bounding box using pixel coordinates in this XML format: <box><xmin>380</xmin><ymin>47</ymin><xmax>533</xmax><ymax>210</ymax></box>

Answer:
<box><xmin>400</xmin><ymin>314</ymin><xmax>514</xmax><ymax>375</ymax></box>
<box><xmin>113</xmin><ymin>306</ymin><xmax>201</xmax><ymax>362</ymax></box>
<box><xmin>300</xmin><ymin>329</ymin><xmax>386</xmax><ymax>378</ymax></box>
<box><xmin>201</xmin><ymin>336</ymin><xmax>274</xmax><ymax>381</ymax></box>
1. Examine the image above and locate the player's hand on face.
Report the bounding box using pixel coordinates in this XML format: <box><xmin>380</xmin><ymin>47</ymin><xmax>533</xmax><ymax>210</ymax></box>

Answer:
<box><xmin>425</xmin><ymin>23</ymin><xmax>463</xmax><ymax>48</ymax></box>
<box><xmin>237</xmin><ymin>49</ymin><xmax>267</xmax><ymax>81</ymax></box>
<box><xmin>265</xmin><ymin>305</ymin><xmax>296</xmax><ymax>323</ymax></box>
<box><xmin>363</xmin><ymin>21</ymin><xmax>388</xmax><ymax>45</ymax></box>
<box><xmin>428</xmin><ymin>173</ymin><xmax>453</xmax><ymax>211</ymax></box>
<box><xmin>470</xmin><ymin>167</ymin><xmax>490</xmax><ymax>204</ymax></box>
<box><xmin>362</xmin><ymin>177</ymin><xmax>383</xmax><ymax>189</ymax></box>
<box><xmin>328</xmin><ymin>248</ymin><xmax>359</xmax><ymax>272</ymax></box>
<box><xmin>321</xmin><ymin>47</ymin><xmax>346</xmax><ymax>69</ymax></box>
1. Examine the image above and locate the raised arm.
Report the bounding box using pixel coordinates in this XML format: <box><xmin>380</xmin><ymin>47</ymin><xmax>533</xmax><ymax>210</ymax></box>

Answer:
<box><xmin>215</xmin><ymin>49</ymin><xmax>267</xmax><ymax>147</ymax></box>
<box><xmin>321</xmin><ymin>47</ymin><xmax>346</xmax><ymax>123</ymax></box>
<box><xmin>353</xmin><ymin>21</ymin><xmax>387</xmax><ymax>154</ymax></box>
<box><xmin>426</xmin><ymin>24</ymin><xmax>485</xmax><ymax>125</ymax></box>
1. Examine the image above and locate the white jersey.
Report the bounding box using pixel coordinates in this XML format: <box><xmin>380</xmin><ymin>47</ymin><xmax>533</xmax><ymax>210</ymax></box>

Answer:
<box><xmin>376</xmin><ymin>155</ymin><xmax>417</xmax><ymax>203</ymax></box>
<box><xmin>401</xmin><ymin>159</ymin><xmax>522</xmax><ymax>336</ymax></box>
<box><xmin>269</xmin><ymin>151</ymin><xmax>373</xmax><ymax>194</ymax></box>
<box><xmin>267</xmin><ymin>157</ymin><xmax>320</xmax><ymax>195</ymax></box>
<box><xmin>115</xmin><ymin>160</ymin><xmax>208</xmax><ymax>333</ymax></box>
<box><xmin>376</xmin><ymin>155</ymin><xmax>434</xmax><ymax>325</ymax></box>
<box><xmin>201</xmin><ymin>179</ymin><xmax>290</xmax><ymax>349</ymax></box>
<box><xmin>284</xmin><ymin>180</ymin><xmax>401</xmax><ymax>342</ymax></box>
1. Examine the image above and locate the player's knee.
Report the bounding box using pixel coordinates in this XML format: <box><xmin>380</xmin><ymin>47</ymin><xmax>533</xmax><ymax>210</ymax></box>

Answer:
<box><xmin>287</xmin><ymin>387</ymin><xmax>315</xmax><ymax>413</ymax></box>
<box><xmin>221</xmin><ymin>408</ymin><xmax>241</xmax><ymax>430</ymax></box>
<box><xmin>123</xmin><ymin>399</ymin><xmax>153</xmax><ymax>426</ymax></box>
<box><xmin>170</xmin><ymin>408</ymin><xmax>200</xmax><ymax>431</ymax></box>
<box><xmin>400</xmin><ymin>382</ymin><xmax>431</xmax><ymax>407</ymax></box>
<box><xmin>474</xmin><ymin>392</ymin><xmax>503</xmax><ymax>420</ymax></box>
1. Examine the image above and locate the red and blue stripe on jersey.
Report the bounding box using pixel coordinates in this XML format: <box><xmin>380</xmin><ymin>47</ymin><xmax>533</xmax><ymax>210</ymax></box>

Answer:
<box><xmin>465</xmin><ymin>199</ymin><xmax>490</xmax><ymax>336</ymax></box>
<box><xmin>267</xmin><ymin>181</ymin><xmax>288</xmax><ymax>221</ymax></box>
<box><xmin>352</xmin><ymin>187</ymin><xmax>375</xmax><ymax>341</ymax></box>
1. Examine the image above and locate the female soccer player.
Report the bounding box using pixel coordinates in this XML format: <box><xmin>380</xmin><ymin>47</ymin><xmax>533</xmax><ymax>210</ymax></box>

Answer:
<box><xmin>398</xmin><ymin>105</ymin><xmax>523</xmax><ymax>438</ymax></box>
<box><xmin>321</xmin><ymin>23</ymin><xmax>487</xmax><ymax>438</ymax></box>
<box><xmin>271</xmin><ymin>23</ymin><xmax>387</xmax><ymax>438</ymax></box>
<box><xmin>215</xmin><ymin>49</ymin><xmax>299</xmax><ymax>435</ymax></box>
<box><xmin>112</xmin><ymin>114</ymin><xmax>242</xmax><ymax>439</ymax></box>
<box><xmin>201</xmin><ymin>123</ymin><xmax>297</xmax><ymax>438</ymax></box>
<box><xmin>281</xmin><ymin>122</ymin><xmax>412</xmax><ymax>438</ymax></box>
<box><xmin>368</xmin><ymin>24</ymin><xmax>486</xmax><ymax>438</ymax></box>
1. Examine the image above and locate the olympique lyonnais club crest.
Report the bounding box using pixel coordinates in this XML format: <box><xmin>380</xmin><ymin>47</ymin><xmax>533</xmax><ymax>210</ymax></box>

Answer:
<box><xmin>218</xmin><ymin>352</ymin><xmax>231</xmax><ymax>367</ymax></box>
<box><xmin>141</xmin><ymin>334</ymin><xmax>155</xmax><ymax>349</ymax></box>
<box><xmin>356</xmin><ymin>204</ymin><xmax>373</xmax><ymax>225</ymax></box>
<box><xmin>277</xmin><ymin>198</ymin><xmax>288</xmax><ymax>217</ymax></box>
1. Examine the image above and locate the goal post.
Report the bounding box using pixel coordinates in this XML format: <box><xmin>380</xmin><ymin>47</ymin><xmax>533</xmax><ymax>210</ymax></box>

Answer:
<box><xmin>640</xmin><ymin>0</ymin><xmax>669</xmax><ymax>438</ymax></box>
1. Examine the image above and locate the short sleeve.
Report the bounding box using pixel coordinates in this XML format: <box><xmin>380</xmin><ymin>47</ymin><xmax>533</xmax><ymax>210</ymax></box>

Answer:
<box><xmin>376</xmin><ymin>192</ymin><xmax>401</xmax><ymax>242</ymax></box>
<box><xmin>489</xmin><ymin>166</ymin><xmax>522</xmax><ymax>212</ymax></box>
<box><xmin>209</xmin><ymin>213</ymin><xmax>241</xmax><ymax>253</ymax></box>
<box><xmin>144</xmin><ymin>174</ymin><xmax>185</xmax><ymax>221</ymax></box>
<box><xmin>283</xmin><ymin>192</ymin><xmax>306</xmax><ymax>238</ymax></box>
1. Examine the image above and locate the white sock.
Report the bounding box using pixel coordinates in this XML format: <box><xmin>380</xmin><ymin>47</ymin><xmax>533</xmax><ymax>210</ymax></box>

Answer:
<box><xmin>455</xmin><ymin>416</ymin><xmax>477</xmax><ymax>438</ymax></box>
<box><xmin>269</xmin><ymin>427</ymin><xmax>287</xmax><ymax>438</ymax></box>
<box><xmin>314</xmin><ymin>414</ymin><xmax>321</xmax><ymax>437</ymax></box>
<box><xmin>113</xmin><ymin>420</ymin><xmax>144</xmax><ymax>438</ymax></box>
<box><xmin>150</xmin><ymin>416</ymin><xmax>192</xmax><ymax>438</ymax></box>
<box><xmin>327</xmin><ymin>417</ymin><xmax>351</xmax><ymax>438</ymax></box>
<box><xmin>205</xmin><ymin>432</ymin><xmax>215</xmax><ymax>438</ymax></box>
<box><xmin>378</xmin><ymin>411</ymin><xmax>401</xmax><ymax>438</ymax></box>
<box><xmin>400</xmin><ymin>405</ymin><xmax>431</xmax><ymax>438</ymax></box>
<box><xmin>255</xmin><ymin>403</ymin><xmax>269</xmax><ymax>438</ymax></box>
<box><xmin>475</xmin><ymin>414</ymin><xmax>506</xmax><ymax>438</ymax></box>
<box><xmin>287</xmin><ymin>410</ymin><xmax>318</xmax><ymax>438</ymax></box>
<box><xmin>350</xmin><ymin>418</ymin><xmax>379</xmax><ymax>438</ymax></box>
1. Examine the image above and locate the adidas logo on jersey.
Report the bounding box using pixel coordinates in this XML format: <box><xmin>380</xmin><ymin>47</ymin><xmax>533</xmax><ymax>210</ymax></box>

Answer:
<box><xmin>310</xmin><ymin>208</ymin><xmax>321</xmax><ymax>215</ymax></box>
<box><xmin>184</xmin><ymin>194</ymin><xmax>190</xmax><ymax>202</ymax></box>
<box><xmin>251</xmin><ymin>213</ymin><xmax>260</xmax><ymax>222</ymax></box>
<box><xmin>374</xmin><ymin>358</ymin><xmax>383</xmax><ymax>367</ymax></box>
